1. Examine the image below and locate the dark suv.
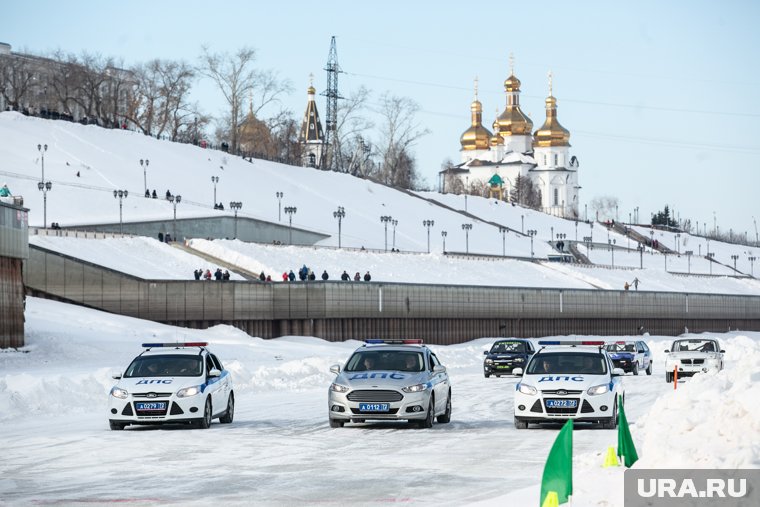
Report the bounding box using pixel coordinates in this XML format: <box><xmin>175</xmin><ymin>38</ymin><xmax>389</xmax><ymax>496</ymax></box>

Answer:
<box><xmin>483</xmin><ymin>339</ymin><xmax>535</xmax><ymax>377</ymax></box>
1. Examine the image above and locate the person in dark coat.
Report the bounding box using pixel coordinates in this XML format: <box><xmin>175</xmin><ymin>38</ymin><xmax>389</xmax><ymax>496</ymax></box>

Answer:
<box><xmin>194</xmin><ymin>269</ymin><xmax>201</xmax><ymax>280</ymax></box>
<box><xmin>222</xmin><ymin>270</ymin><xmax>230</xmax><ymax>280</ymax></box>
<box><xmin>341</xmin><ymin>270</ymin><xmax>350</xmax><ymax>281</ymax></box>
<box><xmin>353</xmin><ymin>272</ymin><xmax>361</xmax><ymax>281</ymax></box>
<box><xmin>152</xmin><ymin>189</ymin><xmax>157</xmax><ymax>199</ymax></box>
<box><xmin>321</xmin><ymin>270</ymin><xmax>329</xmax><ymax>281</ymax></box>
<box><xmin>308</xmin><ymin>270</ymin><xmax>316</xmax><ymax>281</ymax></box>
<box><xmin>259</xmin><ymin>271</ymin><xmax>266</xmax><ymax>281</ymax></box>
<box><xmin>288</xmin><ymin>270</ymin><xmax>296</xmax><ymax>282</ymax></box>
<box><xmin>214</xmin><ymin>268</ymin><xmax>223</xmax><ymax>280</ymax></box>
<box><xmin>363</xmin><ymin>271</ymin><xmax>372</xmax><ymax>282</ymax></box>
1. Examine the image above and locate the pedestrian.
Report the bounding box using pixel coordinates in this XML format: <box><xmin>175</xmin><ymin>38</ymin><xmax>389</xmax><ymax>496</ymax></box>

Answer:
<box><xmin>2</xmin><ymin>183</ymin><xmax>14</xmax><ymax>196</ymax></box>
<box><xmin>354</xmin><ymin>272</ymin><xmax>361</xmax><ymax>281</ymax></box>
<box><xmin>341</xmin><ymin>270</ymin><xmax>350</xmax><ymax>281</ymax></box>
<box><xmin>214</xmin><ymin>268</ymin><xmax>223</xmax><ymax>280</ymax></box>
<box><xmin>165</xmin><ymin>189</ymin><xmax>171</xmax><ymax>200</ymax></box>
<box><xmin>259</xmin><ymin>271</ymin><xmax>266</xmax><ymax>282</ymax></box>
<box><xmin>282</xmin><ymin>271</ymin><xmax>288</xmax><ymax>282</ymax></box>
<box><xmin>288</xmin><ymin>270</ymin><xmax>296</xmax><ymax>282</ymax></box>
<box><xmin>632</xmin><ymin>277</ymin><xmax>640</xmax><ymax>290</ymax></box>
<box><xmin>299</xmin><ymin>265</ymin><xmax>308</xmax><ymax>281</ymax></box>
<box><xmin>165</xmin><ymin>233</ymin><xmax>172</xmax><ymax>243</ymax></box>
<box><xmin>624</xmin><ymin>282</ymin><xmax>630</xmax><ymax>291</ymax></box>
<box><xmin>158</xmin><ymin>232</ymin><xmax>164</xmax><ymax>242</ymax></box>
<box><xmin>222</xmin><ymin>270</ymin><xmax>230</xmax><ymax>280</ymax></box>
<box><xmin>363</xmin><ymin>271</ymin><xmax>372</xmax><ymax>282</ymax></box>
<box><xmin>145</xmin><ymin>189</ymin><xmax>150</xmax><ymax>198</ymax></box>
<box><xmin>194</xmin><ymin>269</ymin><xmax>201</xmax><ymax>280</ymax></box>
<box><xmin>204</xmin><ymin>269</ymin><xmax>212</xmax><ymax>280</ymax></box>
<box><xmin>308</xmin><ymin>269</ymin><xmax>316</xmax><ymax>281</ymax></box>
<box><xmin>321</xmin><ymin>270</ymin><xmax>329</xmax><ymax>281</ymax></box>
<box><xmin>152</xmin><ymin>189</ymin><xmax>157</xmax><ymax>199</ymax></box>
<box><xmin>265</xmin><ymin>275</ymin><xmax>272</xmax><ymax>282</ymax></box>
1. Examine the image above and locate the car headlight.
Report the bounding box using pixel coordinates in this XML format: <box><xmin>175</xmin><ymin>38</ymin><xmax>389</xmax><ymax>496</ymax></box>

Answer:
<box><xmin>518</xmin><ymin>383</ymin><xmax>537</xmax><ymax>395</ymax></box>
<box><xmin>176</xmin><ymin>385</ymin><xmax>202</xmax><ymax>398</ymax></box>
<box><xmin>402</xmin><ymin>383</ymin><xmax>427</xmax><ymax>393</ymax></box>
<box><xmin>587</xmin><ymin>384</ymin><xmax>609</xmax><ymax>396</ymax></box>
<box><xmin>484</xmin><ymin>359</ymin><xmax>494</xmax><ymax>365</ymax></box>
<box><xmin>110</xmin><ymin>386</ymin><xmax>128</xmax><ymax>399</ymax></box>
<box><xmin>330</xmin><ymin>383</ymin><xmax>350</xmax><ymax>393</ymax></box>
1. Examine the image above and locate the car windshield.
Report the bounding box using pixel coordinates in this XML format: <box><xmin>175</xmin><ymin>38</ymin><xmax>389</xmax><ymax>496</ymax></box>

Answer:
<box><xmin>605</xmin><ymin>343</ymin><xmax>635</xmax><ymax>353</ymax></box>
<box><xmin>344</xmin><ymin>350</ymin><xmax>424</xmax><ymax>372</ymax></box>
<box><xmin>490</xmin><ymin>341</ymin><xmax>526</xmax><ymax>354</ymax></box>
<box><xmin>124</xmin><ymin>355</ymin><xmax>203</xmax><ymax>377</ymax></box>
<box><xmin>526</xmin><ymin>352</ymin><xmax>608</xmax><ymax>375</ymax></box>
<box><xmin>671</xmin><ymin>339</ymin><xmax>718</xmax><ymax>353</ymax></box>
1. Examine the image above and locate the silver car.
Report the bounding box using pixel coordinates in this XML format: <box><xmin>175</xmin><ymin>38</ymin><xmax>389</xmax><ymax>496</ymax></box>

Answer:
<box><xmin>328</xmin><ymin>340</ymin><xmax>452</xmax><ymax>428</ymax></box>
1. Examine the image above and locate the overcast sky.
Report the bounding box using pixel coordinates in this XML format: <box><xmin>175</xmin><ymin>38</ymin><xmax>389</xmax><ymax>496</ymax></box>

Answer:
<box><xmin>3</xmin><ymin>0</ymin><xmax>758</xmax><ymax>239</ymax></box>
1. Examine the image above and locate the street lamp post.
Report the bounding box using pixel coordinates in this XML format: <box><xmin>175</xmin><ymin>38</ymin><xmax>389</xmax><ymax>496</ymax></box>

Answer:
<box><xmin>423</xmin><ymin>220</ymin><xmax>435</xmax><ymax>253</ymax></box>
<box><xmin>749</xmin><ymin>256</ymin><xmax>756</xmax><ymax>277</ymax></box>
<box><xmin>276</xmin><ymin>191</ymin><xmax>283</xmax><ymax>221</ymax></box>
<box><xmin>211</xmin><ymin>176</ymin><xmax>219</xmax><ymax>206</ymax></box>
<box><xmin>521</xmin><ymin>215</ymin><xmax>524</xmax><ymax>234</ymax></box>
<box><xmin>685</xmin><ymin>250</ymin><xmax>693</xmax><ymax>274</ymax></box>
<box><xmin>527</xmin><ymin>229</ymin><xmax>537</xmax><ymax>258</ymax></box>
<box><xmin>731</xmin><ymin>254</ymin><xmax>739</xmax><ymax>272</ymax></box>
<box><xmin>229</xmin><ymin>201</ymin><xmax>243</xmax><ymax>239</ymax></box>
<box><xmin>140</xmin><ymin>159</ymin><xmax>149</xmax><ymax>195</ymax></box>
<box><xmin>37</xmin><ymin>144</ymin><xmax>52</xmax><ymax>228</ymax></box>
<box><xmin>392</xmin><ymin>219</ymin><xmax>398</xmax><ymax>250</ymax></box>
<box><xmin>637</xmin><ymin>243</ymin><xmax>644</xmax><ymax>269</ymax></box>
<box><xmin>499</xmin><ymin>226</ymin><xmax>507</xmax><ymax>256</ymax></box>
<box><xmin>333</xmin><ymin>206</ymin><xmax>346</xmax><ymax>248</ymax></box>
<box><xmin>380</xmin><ymin>215</ymin><xmax>392</xmax><ymax>251</ymax></box>
<box><xmin>464</xmin><ymin>176</ymin><xmax>469</xmax><ymax>212</ymax></box>
<box><xmin>441</xmin><ymin>230</ymin><xmax>447</xmax><ymax>252</ymax></box>
<box><xmin>707</xmin><ymin>252</ymin><xmax>715</xmax><ymax>275</ymax></box>
<box><xmin>590</xmin><ymin>222</ymin><xmax>594</xmax><ymax>243</ymax></box>
<box><xmin>609</xmin><ymin>239</ymin><xmax>616</xmax><ymax>267</ymax></box>
<box><xmin>675</xmin><ymin>233</ymin><xmax>681</xmax><ymax>254</ymax></box>
<box><xmin>168</xmin><ymin>194</ymin><xmax>182</xmax><ymax>240</ymax></box>
<box><xmin>284</xmin><ymin>206</ymin><xmax>297</xmax><ymax>244</ymax></box>
<box><xmin>113</xmin><ymin>189</ymin><xmax>128</xmax><ymax>234</ymax></box>
<box><xmin>574</xmin><ymin>221</ymin><xmax>578</xmax><ymax>241</ymax></box>
<box><xmin>649</xmin><ymin>229</ymin><xmax>655</xmax><ymax>254</ymax></box>
<box><xmin>462</xmin><ymin>223</ymin><xmax>472</xmax><ymax>254</ymax></box>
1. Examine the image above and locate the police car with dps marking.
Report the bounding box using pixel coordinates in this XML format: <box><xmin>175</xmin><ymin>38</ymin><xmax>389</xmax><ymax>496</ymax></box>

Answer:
<box><xmin>513</xmin><ymin>340</ymin><xmax>625</xmax><ymax>429</ymax></box>
<box><xmin>108</xmin><ymin>342</ymin><xmax>234</xmax><ymax>430</ymax></box>
<box><xmin>328</xmin><ymin>339</ymin><xmax>452</xmax><ymax>428</ymax></box>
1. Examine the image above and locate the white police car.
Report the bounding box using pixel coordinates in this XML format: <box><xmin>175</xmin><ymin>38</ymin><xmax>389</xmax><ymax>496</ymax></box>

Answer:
<box><xmin>513</xmin><ymin>340</ymin><xmax>625</xmax><ymax>429</ymax></box>
<box><xmin>108</xmin><ymin>342</ymin><xmax>234</xmax><ymax>430</ymax></box>
<box><xmin>328</xmin><ymin>339</ymin><xmax>452</xmax><ymax>429</ymax></box>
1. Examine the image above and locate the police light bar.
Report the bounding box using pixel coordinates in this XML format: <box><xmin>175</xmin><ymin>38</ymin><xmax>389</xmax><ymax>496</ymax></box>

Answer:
<box><xmin>538</xmin><ymin>340</ymin><xmax>605</xmax><ymax>346</ymax></box>
<box><xmin>142</xmin><ymin>342</ymin><xmax>208</xmax><ymax>348</ymax></box>
<box><xmin>364</xmin><ymin>339</ymin><xmax>424</xmax><ymax>345</ymax></box>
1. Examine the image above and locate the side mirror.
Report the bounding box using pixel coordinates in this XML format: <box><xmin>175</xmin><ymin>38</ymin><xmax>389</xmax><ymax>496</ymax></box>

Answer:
<box><xmin>720</xmin><ymin>350</ymin><xmax>725</xmax><ymax>353</ymax></box>
<box><xmin>329</xmin><ymin>364</ymin><xmax>341</xmax><ymax>375</ymax></box>
<box><xmin>513</xmin><ymin>368</ymin><xmax>524</xmax><ymax>376</ymax></box>
<box><xmin>611</xmin><ymin>368</ymin><xmax>626</xmax><ymax>377</ymax></box>
<box><xmin>111</xmin><ymin>372</ymin><xmax>122</xmax><ymax>380</ymax></box>
<box><xmin>664</xmin><ymin>350</ymin><xmax>670</xmax><ymax>353</ymax></box>
<box><xmin>433</xmin><ymin>364</ymin><xmax>447</xmax><ymax>373</ymax></box>
<box><xmin>208</xmin><ymin>368</ymin><xmax>221</xmax><ymax>378</ymax></box>
<box><xmin>483</xmin><ymin>350</ymin><xmax>488</xmax><ymax>355</ymax></box>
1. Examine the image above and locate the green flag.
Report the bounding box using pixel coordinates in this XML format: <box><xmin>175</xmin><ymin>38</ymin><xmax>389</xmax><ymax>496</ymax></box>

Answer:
<box><xmin>540</xmin><ymin>419</ymin><xmax>573</xmax><ymax>506</ymax></box>
<box><xmin>617</xmin><ymin>396</ymin><xmax>639</xmax><ymax>467</ymax></box>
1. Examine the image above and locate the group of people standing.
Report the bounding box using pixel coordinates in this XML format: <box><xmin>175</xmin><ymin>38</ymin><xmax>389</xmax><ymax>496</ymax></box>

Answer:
<box><xmin>273</xmin><ymin>265</ymin><xmax>372</xmax><ymax>282</ymax></box>
<box><xmin>193</xmin><ymin>268</ymin><xmax>230</xmax><ymax>281</ymax></box>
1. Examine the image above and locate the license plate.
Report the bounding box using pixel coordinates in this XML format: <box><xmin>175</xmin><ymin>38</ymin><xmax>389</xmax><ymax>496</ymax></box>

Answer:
<box><xmin>496</xmin><ymin>365</ymin><xmax>510</xmax><ymax>369</ymax></box>
<box><xmin>359</xmin><ymin>403</ymin><xmax>390</xmax><ymax>412</ymax></box>
<box><xmin>545</xmin><ymin>399</ymin><xmax>578</xmax><ymax>408</ymax></box>
<box><xmin>135</xmin><ymin>402</ymin><xmax>167</xmax><ymax>411</ymax></box>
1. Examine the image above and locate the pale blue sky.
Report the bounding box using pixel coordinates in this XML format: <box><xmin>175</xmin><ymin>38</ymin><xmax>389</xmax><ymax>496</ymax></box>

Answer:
<box><xmin>3</xmin><ymin>0</ymin><xmax>759</xmax><ymax>238</ymax></box>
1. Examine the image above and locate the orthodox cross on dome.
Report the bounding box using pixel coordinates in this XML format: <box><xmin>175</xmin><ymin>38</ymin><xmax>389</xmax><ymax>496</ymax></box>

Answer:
<box><xmin>509</xmin><ymin>52</ymin><xmax>515</xmax><ymax>75</ymax></box>
<box><xmin>309</xmin><ymin>72</ymin><xmax>314</xmax><ymax>87</ymax></box>
<box><xmin>548</xmin><ymin>70</ymin><xmax>553</xmax><ymax>96</ymax></box>
<box><xmin>248</xmin><ymin>90</ymin><xmax>253</xmax><ymax>114</ymax></box>
<box><xmin>474</xmin><ymin>76</ymin><xmax>479</xmax><ymax>100</ymax></box>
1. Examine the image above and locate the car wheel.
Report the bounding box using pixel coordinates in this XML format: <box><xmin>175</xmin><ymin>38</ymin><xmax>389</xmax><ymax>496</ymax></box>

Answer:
<box><xmin>196</xmin><ymin>397</ymin><xmax>212</xmax><ymax>429</ymax></box>
<box><xmin>646</xmin><ymin>361</ymin><xmax>653</xmax><ymax>375</ymax></box>
<box><xmin>109</xmin><ymin>420</ymin><xmax>125</xmax><ymax>431</ymax></box>
<box><xmin>418</xmin><ymin>395</ymin><xmax>434</xmax><ymax>429</ymax></box>
<box><xmin>437</xmin><ymin>391</ymin><xmax>452</xmax><ymax>424</ymax></box>
<box><xmin>514</xmin><ymin>417</ymin><xmax>528</xmax><ymax>430</ymax></box>
<box><xmin>602</xmin><ymin>398</ymin><xmax>618</xmax><ymax>429</ymax></box>
<box><xmin>633</xmin><ymin>362</ymin><xmax>639</xmax><ymax>376</ymax></box>
<box><xmin>329</xmin><ymin>418</ymin><xmax>344</xmax><ymax>428</ymax></box>
<box><xmin>484</xmin><ymin>373</ymin><xmax>490</xmax><ymax>378</ymax></box>
<box><xmin>666</xmin><ymin>371</ymin><xmax>672</xmax><ymax>383</ymax></box>
<box><xmin>219</xmin><ymin>392</ymin><xmax>234</xmax><ymax>424</ymax></box>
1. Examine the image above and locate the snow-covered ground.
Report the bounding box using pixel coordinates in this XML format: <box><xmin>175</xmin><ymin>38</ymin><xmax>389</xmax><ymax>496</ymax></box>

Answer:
<box><xmin>1</xmin><ymin>298</ymin><xmax>758</xmax><ymax>506</ymax></box>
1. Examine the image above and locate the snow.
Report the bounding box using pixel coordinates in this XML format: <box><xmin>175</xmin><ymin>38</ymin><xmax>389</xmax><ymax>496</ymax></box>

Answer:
<box><xmin>2</xmin><ymin>111</ymin><xmax>760</xmax><ymax>506</ymax></box>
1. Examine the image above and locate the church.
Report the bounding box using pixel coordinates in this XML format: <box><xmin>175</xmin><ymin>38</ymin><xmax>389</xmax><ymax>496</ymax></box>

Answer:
<box><xmin>441</xmin><ymin>59</ymin><xmax>580</xmax><ymax>219</ymax></box>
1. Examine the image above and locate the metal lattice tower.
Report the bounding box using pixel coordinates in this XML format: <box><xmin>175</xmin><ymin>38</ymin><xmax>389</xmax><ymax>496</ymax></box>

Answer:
<box><xmin>321</xmin><ymin>36</ymin><xmax>342</xmax><ymax>170</ymax></box>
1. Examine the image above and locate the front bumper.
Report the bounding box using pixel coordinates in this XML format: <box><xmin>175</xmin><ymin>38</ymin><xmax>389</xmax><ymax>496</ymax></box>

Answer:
<box><xmin>611</xmin><ymin>359</ymin><xmax>634</xmax><ymax>372</ymax></box>
<box><xmin>666</xmin><ymin>361</ymin><xmax>721</xmax><ymax>376</ymax></box>
<box><xmin>328</xmin><ymin>389</ymin><xmax>431</xmax><ymax>422</ymax></box>
<box><xmin>108</xmin><ymin>394</ymin><xmax>205</xmax><ymax>426</ymax></box>
<box><xmin>514</xmin><ymin>390</ymin><xmax>617</xmax><ymax>423</ymax></box>
<box><xmin>484</xmin><ymin>360</ymin><xmax>525</xmax><ymax>375</ymax></box>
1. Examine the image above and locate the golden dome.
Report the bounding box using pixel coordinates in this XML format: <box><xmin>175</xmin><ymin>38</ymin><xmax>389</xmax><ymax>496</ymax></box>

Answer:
<box><xmin>307</xmin><ymin>85</ymin><xmax>316</xmax><ymax>95</ymax></box>
<box><xmin>504</xmin><ymin>74</ymin><xmax>521</xmax><ymax>92</ymax></box>
<box><xmin>533</xmin><ymin>95</ymin><xmax>571</xmax><ymax>148</ymax></box>
<box><xmin>460</xmin><ymin>79</ymin><xmax>492</xmax><ymax>151</ymax></box>
<box><xmin>490</xmin><ymin>112</ymin><xmax>504</xmax><ymax>146</ymax></box>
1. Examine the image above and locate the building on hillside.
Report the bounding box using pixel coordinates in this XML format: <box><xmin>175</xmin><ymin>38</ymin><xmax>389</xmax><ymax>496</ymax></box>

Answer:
<box><xmin>0</xmin><ymin>194</ymin><xmax>29</xmax><ymax>348</ymax></box>
<box><xmin>440</xmin><ymin>58</ymin><xmax>580</xmax><ymax>219</ymax></box>
<box><xmin>0</xmin><ymin>42</ymin><xmax>135</xmax><ymax>128</ymax></box>
<box><xmin>298</xmin><ymin>77</ymin><xmax>325</xmax><ymax>168</ymax></box>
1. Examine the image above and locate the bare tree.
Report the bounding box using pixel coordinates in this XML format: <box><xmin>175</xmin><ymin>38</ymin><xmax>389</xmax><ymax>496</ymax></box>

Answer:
<box><xmin>332</xmin><ymin>86</ymin><xmax>373</xmax><ymax>173</ymax></box>
<box><xmin>0</xmin><ymin>53</ymin><xmax>36</xmax><ymax>110</ymax></box>
<box><xmin>375</xmin><ymin>93</ymin><xmax>429</xmax><ymax>189</ymax></box>
<box><xmin>590</xmin><ymin>195</ymin><xmax>619</xmax><ymax>222</ymax></box>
